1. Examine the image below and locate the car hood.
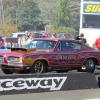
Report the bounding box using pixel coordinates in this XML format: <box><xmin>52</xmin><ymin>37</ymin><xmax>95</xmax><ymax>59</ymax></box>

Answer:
<box><xmin>0</xmin><ymin>48</ymin><xmax>36</xmax><ymax>56</ymax></box>
<box><xmin>0</xmin><ymin>48</ymin><xmax>52</xmax><ymax>57</ymax></box>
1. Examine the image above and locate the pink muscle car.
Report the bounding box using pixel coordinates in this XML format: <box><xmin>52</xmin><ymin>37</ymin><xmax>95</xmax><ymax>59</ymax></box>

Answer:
<box><xmin>0</xmin><ymin>38</ymin><xmax>100</xmax><ymax>74</ymax></box>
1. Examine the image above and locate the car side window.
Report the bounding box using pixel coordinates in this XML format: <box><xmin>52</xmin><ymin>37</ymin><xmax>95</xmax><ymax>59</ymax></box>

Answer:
<box><xmin>61</xmin><ymin>41</ymin><xmax>74</xmax><ymax>51</ymax></box>
<box><xmin>56</xmin><ymin>41</ymin><xmax>82</xmax><ymax>51</ymax></box>
<box><xmin>56</xmin><ymin>42</ymin><xmax>61</xmax><ymax>51</ymax></box>
<box><xmin>56</xmin><ymin>41</ymin><xmax>70</xmax><ymax>51</ymax></box>
<box><xmin>72</xmin><ymin>42</ymin><xmax>82</xmax><ymax>50</ymax></box>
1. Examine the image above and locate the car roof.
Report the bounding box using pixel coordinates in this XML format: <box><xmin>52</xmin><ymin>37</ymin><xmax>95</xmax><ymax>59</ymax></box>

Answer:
<box><xmin>11</xmin><ymin>32</ymin><xmax>25</xmax><ymax>34</ymax></box>
<box><xmin>34</xmin><ymin>38</ymin><xmax>77</xmax><ymax>41</ymax></box>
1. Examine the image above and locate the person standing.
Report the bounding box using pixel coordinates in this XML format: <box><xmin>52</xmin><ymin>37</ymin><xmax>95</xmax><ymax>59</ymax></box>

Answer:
<box><xmin>27</xmin><ymin>34</ymin><xmax>35</xmax><ymax>44</ymax></box>
<box><xmin>75</xmin><ymin>33</ymin><xmax>87</xmax><ymax>44</ymax></box>
<box><xmin>21</xmin><ymin>31</ymin><xmax>29</xmax><ymax>46</ymax></box>
<box><xmin>24</xmin><ymin>31</ymin><xmax>29</xmax><ymax>40</ymax></box>
<box><xmin>51</xmin><ymin>33</ymin><xmax>56</xmax><ymax>38</ymax></box>
<box><xmin>94</xmin><ymin>35</ymin><xmax>100</xmax><ymax>50</ymax></box>
<box><xmin>0</xmin><ymin>36</ymin><xmax>7</xmax><ymax>49</ymax></box>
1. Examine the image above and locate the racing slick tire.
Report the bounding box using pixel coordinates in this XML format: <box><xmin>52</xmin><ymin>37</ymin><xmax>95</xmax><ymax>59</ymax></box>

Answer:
<box><xmin>2</xmin><ymin>69</ymin><xmax>13</xmax><ymax>74</ymax></box>
<box><xmin>84</xmin><ymin>59</ymin><xmax>95</xmax><ymax>73</ymax></box>
<box><xmin>30</xmin><ymin>60</ymin><xmax>46</xmax><ymax>73</ymax></box>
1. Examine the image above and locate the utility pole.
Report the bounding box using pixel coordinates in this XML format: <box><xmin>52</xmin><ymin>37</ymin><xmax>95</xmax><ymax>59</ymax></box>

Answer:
<box><xmin>0</xmin><ymin>0</ymin><xmax>4</xmax><ymax>25</ymax></box>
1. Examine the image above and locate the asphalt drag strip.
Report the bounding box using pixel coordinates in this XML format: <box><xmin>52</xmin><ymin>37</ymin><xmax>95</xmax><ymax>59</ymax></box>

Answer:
<box><xmin>0</xmin><ymin>89</ymin><xmax>100</xmax><ymax>100</ymax></box>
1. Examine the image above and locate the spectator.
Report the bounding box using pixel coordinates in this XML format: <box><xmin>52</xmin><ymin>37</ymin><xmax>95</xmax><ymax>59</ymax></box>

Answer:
<box><xmin>51</xmin><ymin>33</ymin><xmax>56</xmax><ymax>38</ymax></box>
<box><xmin>21</xmin><ymin>31</ymin><xmax>29</xmax><ymax>46</ymax></box>
<box><xmin>24</xmin><ymin>31</ymin><xmax>29</xmax><ymax>40</ymax></box>
<box><xmin>75</xmin><ymin>33</ymin><xmax>87</xmax><ymax>44</ymax></box>
<box><xmin>0</xmin><ymin>36</ymin><xmax>7</xmax><ymax>49</ymax></box>
<box><xmin>27</xmin><ymin>33</ymin><xmax>35</xmax><ymax>44</ymax></box>
<box><xmin>94</xmin><ymin>35</ymin><xmax>100</xmax><ymax>50</ymax></box>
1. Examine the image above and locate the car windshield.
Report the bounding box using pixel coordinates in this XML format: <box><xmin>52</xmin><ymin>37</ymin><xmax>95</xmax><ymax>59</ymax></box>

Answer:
<box><xmin>26</xmin><ymin>40</ymin><xmax>57</xmax><ymax>50</ymax></box>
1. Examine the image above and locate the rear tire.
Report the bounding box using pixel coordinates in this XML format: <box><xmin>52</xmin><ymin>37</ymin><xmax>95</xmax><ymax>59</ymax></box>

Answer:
<box><xmin>2</xmin><ymin>69</ymin><xmax>13</xmax><ymax>74</ymax></box>
<box><xmin>85</xmin><ymin>59</ymin><xmax>95</xmax><ymax>73</ymax></box>
<box><xmin>30</xmin><ymin>60</ymin><xmax>46</xmax><ymax>73</ymax></box>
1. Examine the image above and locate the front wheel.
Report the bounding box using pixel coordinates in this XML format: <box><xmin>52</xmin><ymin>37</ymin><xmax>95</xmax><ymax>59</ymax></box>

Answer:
<box><xmin>2</xmin><ymin>69</ymin><xmax>13</xmax><ymax>74</ymax></box>
<box><xmin>30</xmin><ymin>60</ymin><xmax>46</xmax><ymax>73</ymax></box>
<box><xmin>85</xmin><ymin>59</ymin><xmax>95</xmax><ymax>73</ymax></box>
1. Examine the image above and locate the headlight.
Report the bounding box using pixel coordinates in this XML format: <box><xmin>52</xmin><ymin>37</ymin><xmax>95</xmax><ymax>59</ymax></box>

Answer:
<box><xmin>7</xmin><ymin>56</ymin><xmax>22</xmax><ymax>62</ymax></box>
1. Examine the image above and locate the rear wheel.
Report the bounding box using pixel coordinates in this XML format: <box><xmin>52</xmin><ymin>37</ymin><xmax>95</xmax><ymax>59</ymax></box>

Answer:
<box><xmin>85</xmin><ymin>59</ymin><xmax>95</xmax><ymax>73</ymax></box>
<box><xmin>30</xmin><ymin>60</ymin><xmax>46</xmax><ymax>73</ymax></box>
<box><xmin>2</xmin><ymin>69</ymin><xmax>13</xmax><ymax>74</ymax></box>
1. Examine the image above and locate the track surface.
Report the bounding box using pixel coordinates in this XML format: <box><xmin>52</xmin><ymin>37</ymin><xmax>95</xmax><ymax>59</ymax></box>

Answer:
<box><xmin>0</xmin><ymin>69</ymin><xmax>100</xmax><ymax>100</ymax></box>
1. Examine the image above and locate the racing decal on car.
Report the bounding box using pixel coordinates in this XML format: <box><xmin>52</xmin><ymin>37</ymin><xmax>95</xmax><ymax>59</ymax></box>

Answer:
<box><xmin>56</xmin><ymin>55</ymin><xmax>67</xmax><ymax>60</ymax></box>
<box><xmin>68</xmin><ymin>55</ymin><xmax>76</xmax><ymax>61</ymax></box>
<box><xmin>0</xmin><ymin>77</ymin><xmax>67</xmax><ymax>91</ymax></box>
<box><xmin>24</xmin><ymin>57</ymin><xmax>34</xmax><ymax>65</ymax></box>
<box><xmin>56</xmin><ymin>55</ymin><xmax>76</xmax><ymax>61</ymax></box>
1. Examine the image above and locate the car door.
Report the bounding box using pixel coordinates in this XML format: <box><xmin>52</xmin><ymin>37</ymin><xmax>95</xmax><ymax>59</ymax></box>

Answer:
<box><xmin>55</xmin><ymin>40</ymin><xmax>82</xmax><ymax>68</ymax></box>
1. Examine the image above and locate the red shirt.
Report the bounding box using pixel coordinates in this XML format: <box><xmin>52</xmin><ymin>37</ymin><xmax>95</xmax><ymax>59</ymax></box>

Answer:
<box><xmin>95</xmin><ymin>38</ymin><xmax>100</xmax><ymax>48</ymax></box>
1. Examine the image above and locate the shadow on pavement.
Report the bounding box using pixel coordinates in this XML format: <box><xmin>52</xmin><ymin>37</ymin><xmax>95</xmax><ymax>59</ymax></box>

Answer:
<box><xmin>97</xmin><ymin>77</ymin><xmax>100</xmax><ymax>88</ymax></box>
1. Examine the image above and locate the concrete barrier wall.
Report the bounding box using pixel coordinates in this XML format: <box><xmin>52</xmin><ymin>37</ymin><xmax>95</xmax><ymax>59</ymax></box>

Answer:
<box><xmin>0</xmin><ymin>73</ymin><xmax>98</xmax><ymax>95</ymax></box>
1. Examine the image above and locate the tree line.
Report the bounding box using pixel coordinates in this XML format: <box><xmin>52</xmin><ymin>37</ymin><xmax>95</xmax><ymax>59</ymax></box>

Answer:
<box><xmin>0</xmin><ymin>0</ymin><xmax>80</xmax><ymax>36</ymax></box>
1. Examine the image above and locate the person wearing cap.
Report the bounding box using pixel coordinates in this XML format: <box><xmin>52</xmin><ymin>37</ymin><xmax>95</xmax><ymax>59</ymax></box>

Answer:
<box><xmin>51</xmin><ymin>33</ymin><xmax>56</xmax><ymax>38</ymax></box>
<box><xmin>75</xmin><ymin>33</ymin><xmax>87</xmax><ymax>44</ymax></box>
<box><xmin>0</xmin><ymin>36</ymin><xmax>7</xmax><ymax>49</ymax></box>
<box><xmin>94</xmin><ymin>35</ymin><xmax>100</xmax><ymax>50</ymax></box>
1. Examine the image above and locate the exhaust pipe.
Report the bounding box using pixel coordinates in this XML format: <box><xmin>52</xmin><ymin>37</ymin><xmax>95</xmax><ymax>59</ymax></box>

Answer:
<box><xmin>81</xmin><ymin>65</ymin><xmax>86</xmax><ymax>70</ymax></box>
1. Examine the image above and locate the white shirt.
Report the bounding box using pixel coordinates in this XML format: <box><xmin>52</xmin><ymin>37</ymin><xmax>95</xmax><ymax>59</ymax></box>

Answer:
<box><xmin>27</xmin><ymin>39</ymin><xmax>32</xmax><ymax>44</ymax></box>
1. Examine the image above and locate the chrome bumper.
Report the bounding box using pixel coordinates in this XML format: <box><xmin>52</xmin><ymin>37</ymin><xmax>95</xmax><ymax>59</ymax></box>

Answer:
<box><xmin>0</xmin><ymin>63</ymin><xmax>28</xmax><ymax>68</ymax></box>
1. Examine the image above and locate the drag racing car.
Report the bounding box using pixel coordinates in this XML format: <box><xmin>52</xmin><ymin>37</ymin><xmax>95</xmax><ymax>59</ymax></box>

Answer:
<box><xmin>0</xmin><ymin>38</ymin><xmax>100</xmax><ymax>74</ymax></box>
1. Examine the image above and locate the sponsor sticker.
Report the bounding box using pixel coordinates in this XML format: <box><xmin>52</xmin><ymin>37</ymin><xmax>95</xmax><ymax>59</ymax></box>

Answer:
<box><xmin>83</xmin><ymin>4</ymin><xmax>100</xmax><ymax>13</ymax></box>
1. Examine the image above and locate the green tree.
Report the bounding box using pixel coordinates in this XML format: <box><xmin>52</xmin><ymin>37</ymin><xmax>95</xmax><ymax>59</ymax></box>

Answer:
<box><xmin>55</xmin><ymin>0</ymin><xmax>71</xmax><ymax>28</ymax></box>
<box><xmin>3</xmin><ymin>0</ymin><xmax>41</xmax><ymax>31</ymax></box>
<box><xmin>35</xmin><ymin>0</ymin><xmax>59</xmax><ymax>25</ymax></box>
<box><xmin>70</xmin><ymin>1</ymin><xmax>80</xmax><ymax>32</ymax></box>
<box><xmin>3</xmin><ymin>0</ymin><xmax>17</xmax><ymax>24</ymax></box>
<box><xmin>16</xmin><ymin>0</ymin><xmax>41</xmax><ymax>31</ymax></box>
